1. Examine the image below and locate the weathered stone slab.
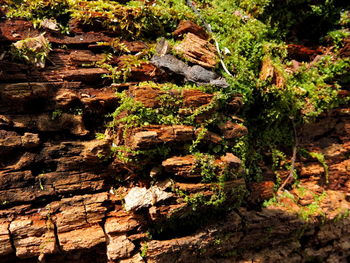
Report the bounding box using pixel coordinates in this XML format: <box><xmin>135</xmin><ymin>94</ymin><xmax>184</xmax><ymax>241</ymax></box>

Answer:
<box><xmin>9</xmin><ymin>216</ymin><xmax>56</xmax><ymax>258</ymax></box>
<box><xmin>105</xmin><ymin>209</ymin><xmax>143</xmax><ymax>235</ymax></box>
<box><xmin>124</xmin><ymin>186</ymin><xmax>173</xmax><ymax>212</ymax></box>
<box><xmin>126</xmin><ymin>125</ymin><xmax>195</xmax><ymax>150</ymax></box>
<box><xmin>58</xmin><ymin>224</ymin><xmax>106</xmax><ymax>252</ymax></box>
<box><xmin>107</xmin><ymin>235</ymin><xmax>135</xmax><ymax>261</ymax></box>
<box><xmin>218</xmin><ymin>121</ymin><xmax>248</xmax><ymax>139</ymax></box>
<box><xmin>162</xmin><ymin>155</ymin><xmax>198</xmax><ymax>178</ymax></box>
<box><xmin>174</xmin><ymin>33</ymin><xmax>217</xmax><ymax>68</ymax></box>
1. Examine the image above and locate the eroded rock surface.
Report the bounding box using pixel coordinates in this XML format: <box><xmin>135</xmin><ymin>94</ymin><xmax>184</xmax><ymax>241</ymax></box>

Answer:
<box><xmin>0</xmin><ymin>14</ymin><xmax>349</xmax><ymax>263</ymax></box>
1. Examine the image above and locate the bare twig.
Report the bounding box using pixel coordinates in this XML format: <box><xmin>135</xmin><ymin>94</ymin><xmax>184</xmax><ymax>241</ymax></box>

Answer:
<box><xmin>277</xmin><ymin>118</ymin><xmax>298</xmax><ymax>194</ymax></box>
<box><xmin>186</xmin><ymin>0</ymin><xmax>233</xmax><ymax>77</ymax></box>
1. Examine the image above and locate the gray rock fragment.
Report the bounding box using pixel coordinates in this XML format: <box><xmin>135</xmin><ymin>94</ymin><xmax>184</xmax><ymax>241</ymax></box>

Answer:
<box><xmin>185</xmin><ymin>65</ymin><xmax>218</xmax><ymax>83</ymax></box>
<box><xmin>151</xmin><ymin>54</ymin><xmax>189</xmax><ymax>76</ymax></box>
<box><xmin>151</xmin><ymin>54</ymin><xmax>229</xmax><ymax>88</ymax></box>
<box><xmin>124</xmin><ymin>186</ymin><xmax>173</xmax><ymax>212</ymax></box>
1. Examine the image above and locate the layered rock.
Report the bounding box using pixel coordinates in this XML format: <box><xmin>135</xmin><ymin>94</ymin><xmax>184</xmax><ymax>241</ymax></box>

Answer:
<box><xmin>0</xmin><ymin>15</ymin><xmax>349</xmax><ymax>263</ymax></box>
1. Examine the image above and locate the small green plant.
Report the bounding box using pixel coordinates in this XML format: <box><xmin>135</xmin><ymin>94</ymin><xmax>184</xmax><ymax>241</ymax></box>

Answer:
<box><xmin>95</xmin><ymin>133</ymin><xmax>106</xmax><ymax>140</ymax></box>
<box><xmin>298</xmin><ymin>191</ymin><xmax>327</xmax><ymax>221</ymax></box>
<box><xmin>189</xmin><ymin>127</ymin><xmax>207</xmax><ymax>153</ymax></box>
<box><xmin>11</xmin><ymin>34</ymin><xmax>51</xmax><ymax>68</ymax></box>
<box><xmin>326</xmin><ymin>29</ymin><xmax>350</xmax><ymax>49</ymax></box>
<box><xmin>140</xmin><ymin>242</ymin><xmax>148</xmax><ymax>258</ymax></box>
<box><xmin>193</xmin><ymin>153</ymin><xmax>217</xmax><ymax>183</ymax></box>
<box><xmin>6</xmin><ymin>0</ymin><xmax>71</xmax><ymax>33</ymax></box>
<box><xmin>101</xmin><ymin>55</ymin><xmax>147</xmax><ymax>82</ymax></box>
<box><xmin>51</xmin><ymin>109</ymin><xmax>63</xmax><ymax>120</ymax></box>
<box><xmin>37</xmin><ymin>174</ymin><xmax>45</xmax><ymax>190</ymax></box>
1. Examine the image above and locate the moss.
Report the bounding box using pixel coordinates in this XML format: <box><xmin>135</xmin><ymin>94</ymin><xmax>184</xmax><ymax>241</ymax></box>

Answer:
<box><xmin>263</xmin><ymin>190</ymin><xmax>328</xmax><ymax>222</ymax></box>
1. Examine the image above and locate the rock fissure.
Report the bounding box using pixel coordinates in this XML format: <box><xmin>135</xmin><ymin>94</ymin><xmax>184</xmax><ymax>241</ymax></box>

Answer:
<box><xmin>52</xmin><ymin>220</ymin><xmax>63</xmax><ymax>255</ymax></box>
<box><xmin>6</xmin><ymin>220</ymin><xmax>16</xmax><ymax>257</ymax></box>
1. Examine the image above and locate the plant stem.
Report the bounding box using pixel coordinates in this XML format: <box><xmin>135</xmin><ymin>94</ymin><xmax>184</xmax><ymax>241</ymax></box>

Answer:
<box><xmin>277</xmin><ymin>119</ymin><xmax>298</xmax><ymax>194</ymax></box>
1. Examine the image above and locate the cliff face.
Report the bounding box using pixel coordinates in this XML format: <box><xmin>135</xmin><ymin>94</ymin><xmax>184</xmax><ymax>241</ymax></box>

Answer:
<box><xmin>0</xmin><ymin>4</ymin><xmax>350</xmax><ymax>263</ymax></box>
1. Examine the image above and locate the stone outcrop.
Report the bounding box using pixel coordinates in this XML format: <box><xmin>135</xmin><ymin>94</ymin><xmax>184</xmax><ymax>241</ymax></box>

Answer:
<box><xmin>0</xmin><ymin>14</ymin><xmax>349</xmax><ymax>263</ymax></box>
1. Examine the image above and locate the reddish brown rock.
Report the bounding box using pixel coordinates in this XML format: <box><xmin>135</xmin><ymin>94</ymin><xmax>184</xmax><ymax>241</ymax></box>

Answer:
<box><xmin>89</xmin><ymin>39</ymin><xmax>148</xmax><ymax>53</ymax></box>
<box><xmin>173</xmin><ymin>20</ymin><xmax>209</xmax><ymax>40</ymax></box>
<box><xmin>0</xmin><ymin>82</ymin><xmax>82</xmax><ymax>110</ymax></box>
<box><xmin>129</xmin><ymin>85</ymin><xmax>164</xmax><ymax>108</ymax></box>
<box><xmin>182</xmin><ymin>89</ymin><xmax>213</xmax><ymax>108</ymax></box>
<box><xmin>195</xmin><ymin>128</ymin><xmax>222</xmax><ymax>144</ymax></box>
<box><xmin>81</xmin><ymin>139</ymin><xmax>111</xmax><ymax>164</ymax></box>
<box><xmin>0</xmin><ymin>130</ymin><xmax>22</xmax><ymax>152</ymax></box>
<box><xmin>131</xmin><ymin>131</ymin><xmax>161</xmax><ymax>149</ymax></box>
<box><xmin>287</xmin><ymin>44</ymin><xmax>323</xmax><ymax>62</ymax></box>
<box><xmin>58</xmin><ymin>225</ymin><xmax>106</xmax><ymax>252</ymax></box>
<box><xmin>48</xmin><ymin>32</ymin><xmax>112</xmax><ymax>45</ymax></box>
<box><xmin>299</xmin><ymin>163</ymin><xmax>325</xmax><ymax>178</ymax></box>
<box><xmin>53</xmin><ymin>194</ymin><xmax>108</xmax><ymax>231</ymax></box>
<box><xmin>21</xmin><ymin>133</ymin><xmax>40</xmax><ymax>148</ymax></box>
<box><xmin>127</xmin><ymin>125</ymin><xmax>195</xmax><ymax>150</ymax></box>
<box><xmin>105</xmin><ymin>209</ymin><xmax>143</xmax><ymax>235</ymax></box>
<box><xmin>128</xmin><ymin>86</ymin><xmax>214</xmax><ymax>110</ymax></box>
<box><xmin>128</xmin><ymin>62</ymin><xmax>166</xmax><ymax>82</ymax></box>
<box><xmin>227</xmin><ymin>95</ymin><xmax>243</xmax><ymax>113</ymax></box>
<box><xmin>259</xmin><ymin>57</ymin><xmax>285</xmax><ymax>88</ymax></box>
<box><xmin>106</xmin><ymin>235</ymin><xmax>135</xmax><ymax>261</ymax></box>
<box><xmin>175</xmin><ymin>179</ymin><xmax>245</xmax><ymax>196</ymax></box>
<box><xmin>11</xmin><ymin>152</ymin><xmax>37</xmax><ymax>170</ymax></box>
<box><xmin>61</xmin><ymin>68</ymin><xmax>108</xmax><ymax>82</ymax></box>
<box><xmin>80</xmin><ymin>87</ymin><xmax>118</xmax><ymax>105</ymax></box>
<box><xmin>0</xmin><ymin>20</ymin><xmax>40</xmax><ymax>42</ymax></box>
<box><xmin>218</xmin><ymin>121</ymin><xmax>248</xmax><ymax>139</ymax></box>
<box><xmin>0</xmin><ymin>19</ymin><xmax>113</xmax><ymax>45</ymax></box>
<box><xmin>68</xmin><ymin>50</ymin><xmax>103</xmax><ymax>66</ymax></box>
<box><xmin>0</xmin><ymin>61</ymin><xmax>28</xmax><ymax>82</ymax></box>
<box><xmin>218</xmin><ymin>153</ymin><xmax>242</xmax><ymax>168</ymax></box>
<box><xmin>119</xmin><ymin>253</ymin><xmax>144</xmax><ymax>263</ymax></box>
<box><xmin>147</xmin><ymin>212</ymin><xmax>242</xmax><ymax>263</ymax></box>
<box><xmin>9</xmin><ymin>215</ymin><xmax>57</xmax><ymax>258</ymax></box>
<box><xmin>148</xmin><ymin>203</ymin><xmax>188</xmax><ymax>222</ymax></box>
<box><xmin>0</xmin><ymin>170</ymin><xmax>55</xmax><ymax>205</ymax></box>
<box><xmin>6</xmin><ymin>113</ymin><xmax>88</xmax><ymax>136</ymax></box>
<box><xmin>249</xmin><ymin>181</ymin><xmax>275</xmax><ymax>203</ymax></box>
<box><xmin>0</xmin><ymin>82</ymin><xmax>49</xmax><ymax>103</ymax></box>
<box><xmin>122</xmin><ymin>40</ymin><xmax>149</xmax><ymax>53</ymax></box>
<box><xmin>174</xmin><ymin>33</ymin><xmax>218</xmax><ymax>69</ymax></box>
<box><xmin>54</xmin><ymin>89</ymin><xmax>79</xmax><ymax>107</ymax></box>
<box><xmin>162</xmin><ymin>155</ymin><xmax>198</xmax><ymax>178</ymax></box>
<box><xmin>163</xmin><ymin>153</ymin><xmax>242</xmax><ymax>179</ymax></box>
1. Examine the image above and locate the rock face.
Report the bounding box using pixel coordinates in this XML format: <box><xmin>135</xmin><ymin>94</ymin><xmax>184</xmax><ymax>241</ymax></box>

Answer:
<box><xmin>0</xmin><ymin>17</ymin><xmax>349</xmax><ymax>263</ymax></box>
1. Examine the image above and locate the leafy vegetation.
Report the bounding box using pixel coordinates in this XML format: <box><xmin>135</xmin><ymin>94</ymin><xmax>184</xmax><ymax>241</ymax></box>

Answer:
<box><xmin>10</xmin><ymin>34</ymin><xmax>51</xmax><ymax>68</ymax></box>
<box><xmin>263</xmin><ymin>189</ymin><xmax>327</xmax><ymax>221</ymax></box>
<box><xmin>5</xmin><ymin>0</ymin><xmax>194</xmax><ymax>38</ymax></box>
